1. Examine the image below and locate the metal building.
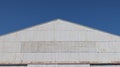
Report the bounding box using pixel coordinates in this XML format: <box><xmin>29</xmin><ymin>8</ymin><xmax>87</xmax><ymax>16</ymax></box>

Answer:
<box><xmin>0</xmin><ymin>19</ymin><xmax>120</xmax><ymax>67</ymax></box>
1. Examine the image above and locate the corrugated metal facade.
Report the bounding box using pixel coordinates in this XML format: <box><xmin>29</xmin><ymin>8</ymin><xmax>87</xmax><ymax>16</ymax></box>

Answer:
<box><xmin>0</xmin><ymin>19</ymin><xmax>120</xmax><ymax>67</ymax></box>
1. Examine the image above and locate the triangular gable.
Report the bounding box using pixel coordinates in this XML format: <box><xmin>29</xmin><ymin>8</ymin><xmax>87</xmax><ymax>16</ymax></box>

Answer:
<box><xmin>0</xmin><ymin>19</ymin><xmax>120</xmax><ymax>41</ymax></box>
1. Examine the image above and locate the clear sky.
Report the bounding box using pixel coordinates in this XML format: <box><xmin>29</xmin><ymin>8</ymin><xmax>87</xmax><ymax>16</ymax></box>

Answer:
<box><xmin>0</xmin><ymin>0</ymin><xmax>120</xmax><ymax>36</ymax></box>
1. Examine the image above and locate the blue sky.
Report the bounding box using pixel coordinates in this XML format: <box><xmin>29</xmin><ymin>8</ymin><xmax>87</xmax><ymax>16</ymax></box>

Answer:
<box><xmin>0</xmin><ymin>0</ymin><xmax>120</xmax><ymax>36</ymax></box>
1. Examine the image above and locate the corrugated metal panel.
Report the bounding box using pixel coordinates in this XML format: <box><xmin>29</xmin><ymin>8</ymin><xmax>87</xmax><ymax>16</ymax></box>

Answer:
<box><xmin>16</xmin><ymin>31</ymin><xmax>54</xmax><ymax>41</ymax></box>
<box><xmin>0</xmin><ymin>19</ymin><xmax>120</xmax><ymax>64</ymax></box>
<box><xmin>21</xmin><ymin>41</ymin><xmax>120</xmax><ymax>53</ymax></box>
<box><xmin>21</xmin><ymin>41</ymin><xmax>96</xmax><ymax>53</ymax></box>
<box><xmin>86</xmin><ymin>31</ymin><xmax>120</xmax><ymax>41</ymax></box>
<box><xmin>0</xmin><ymin>42</ymin><xmax>21</xmax><ymax>53</ymax></box>
<box><xmin>55</xmin><ymin>31</ymin><xmax>87</xmax><ymax>41</ymax></box>
<box><xmin>0</xmin><ymin>32</ymin><xmax>17</xmax><ymax>41</ymax></box>
<box><xmin>96</xmin><ymin>42</ymin><xmax>120</xmax><ymax>53</ymax></box>
<box><xmin>0</xmin><ymin>53</ymin><xmax>22</xmax><ymax>64</ymax></box>
<box><xmin>0</xmin><ymin>19</ymin><xmax>120</xmax><ymax>41</ymax></box>
<box><xmin>21</xmin><ymin>53</ymin><xmax>120</xmax><ymax>64</ymax></box>
<box><xmin>0</xmin><ymin>53</ymin><xmax>120</xmax><ymax>64</ymax></box>
<box><xmin>0</xmin><ymin>41</ymin><xmax>120</xmax><ymax>53</ymax></box>
<box><xmin>28</xmin><ymin>64</ymin><xmax>90</xmax><ymax>67</ymax></box>
<box><xmin>15</xmin><ymin>30</ymin><xmax>120</xmax><ymax>41</ymax></box>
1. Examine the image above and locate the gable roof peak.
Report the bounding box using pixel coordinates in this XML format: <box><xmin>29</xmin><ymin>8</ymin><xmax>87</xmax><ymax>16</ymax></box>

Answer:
<box><xmin>54</xmin><ymin>19</ymin><xmax>66</xmax><ymax>23</ymax></box>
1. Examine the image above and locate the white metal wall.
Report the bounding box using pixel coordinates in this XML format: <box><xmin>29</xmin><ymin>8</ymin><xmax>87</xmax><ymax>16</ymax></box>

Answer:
<box><xmin>0</xmin><ymin>19</ymin><xmax>120</xmax><ymax>42</ymax></box>
<box><xmin>0</xmin><ymin>19</ymin><xmax>120</xmax><ymax>64</ymax></box>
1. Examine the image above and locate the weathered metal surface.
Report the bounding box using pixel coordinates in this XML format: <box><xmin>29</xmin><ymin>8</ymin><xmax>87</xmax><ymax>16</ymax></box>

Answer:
<box><xmin>20</xmin><ymin>53</ymin><xmax>120</xmax><ymax>63</ymax></box>
<box><xmin>21</xmin><ymin>41</ymin><xmax>96</xmax><ymax>53</ymax></box>
<box><xmin>0</xmin><ymin>53</ymin><xmax>22</xmax><ymax>64</ymax></box>
<box><xmin>20</xmin><ymin>41</ymin><xmax>120</xmax><ymax>53</ymax></box>
<box><xmin>0</xmin><ymin>53</ymin><xmax>120</xmax><ymax>64</ymax></box>
<box><xmin>1</xmin><ymin>41</ymin><xmax>120</xmax><ymax>53</ymax></box>
<box><xmin>0</xmin><ymin>42</ymin><xmax>21</xmax><ymax>53</ymax></box>
<box><xmin>96</xmin><ymin>42</ymin><xmax>120</xmax><ymax>53</ymax></box>
<box><xmin>0</xmin><ymin>19</ymin><xmax>120</xmax><ymax>42</ymax></box>
<box><xmin>16</xmin><ymin>31</ymin><xmax>55</xmax><ymax>41</ymax></box>
<box><xmin>0</xmin><ymin>19</ymin><xmax>120</xmax><ymax>65</ymax></box>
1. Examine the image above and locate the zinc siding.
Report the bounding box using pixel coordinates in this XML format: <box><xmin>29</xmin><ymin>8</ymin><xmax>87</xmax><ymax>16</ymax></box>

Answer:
<box><xmin>0</xmin><ymin>19</ymin><xmax>120</xmax><ymax>65</ymax></box>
